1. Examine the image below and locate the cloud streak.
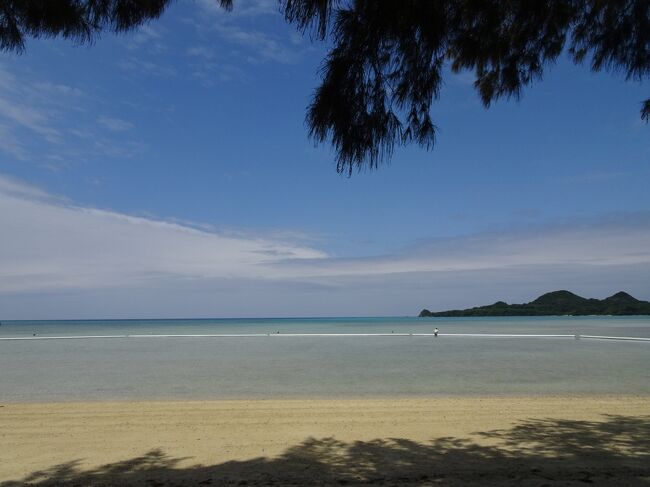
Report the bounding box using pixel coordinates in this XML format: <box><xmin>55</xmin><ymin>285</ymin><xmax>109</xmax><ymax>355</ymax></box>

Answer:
<box><xmin>0</xmin><ymin>63</ymin><xmax>142</xmax><ymax>165</ymax></box>
<box><xmin>188</xmin><ymin>0</ymin><xmax>308</xmax><ymax>68</ymax></box>
<box><xmin>1</xmin><ymin>175</ymin><xmax>648</xmax><ymax>318</ymax></box>
<box><xmin>97</xmin><ymin>116</ymin><xmax>134</xmax><ymax>132</ymax></box>
<box><xmin>0</xmin><ymin>175</ymin><xmax>325</xmax><ymax>294</ymax></box>
<box><xmin>277</xmin><ymin>219</ymin><xmax>650</xmax><ymax>279</ymax></box>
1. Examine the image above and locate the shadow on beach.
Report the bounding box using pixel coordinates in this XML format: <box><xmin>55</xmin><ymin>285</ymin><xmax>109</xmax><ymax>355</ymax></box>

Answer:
<box><xmin>3</xmin><ymin>414</ymin><xmax>649</xmax><ymax>486</ymax></box>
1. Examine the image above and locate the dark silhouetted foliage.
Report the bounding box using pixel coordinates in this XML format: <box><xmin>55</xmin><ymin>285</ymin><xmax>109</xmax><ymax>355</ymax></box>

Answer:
<box><xmin>419</xmin><ymin>290</ymin><xmax>650</xmax><ymax>317</ymax></box>
<box><xmin>0</xmin><ymin>0</ymin><xmax>172</xmax><ymax>52</ymax></box>
<box><xmin>2</xmin><ymin>1</ymin><xmax>648</xmax><ymax>173</ymax></box>
<box><xmin>291</xmin><ymin>0</ymin><xmax>650</xmax><ymax>173</ymax></box>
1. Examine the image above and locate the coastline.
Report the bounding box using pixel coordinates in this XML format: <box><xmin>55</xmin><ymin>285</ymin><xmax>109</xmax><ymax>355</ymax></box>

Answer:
<box><xmin>2</xmin><ymin>395</ymin><xmax>649</xmax><ymax>485</ymax></box>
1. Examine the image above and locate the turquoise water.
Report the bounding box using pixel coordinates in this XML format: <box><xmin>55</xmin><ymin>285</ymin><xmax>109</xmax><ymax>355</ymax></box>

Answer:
<box><xmin>1</xmin><ymin>316</ymin><xmax>649</xmax><ymax>401</ymax></box>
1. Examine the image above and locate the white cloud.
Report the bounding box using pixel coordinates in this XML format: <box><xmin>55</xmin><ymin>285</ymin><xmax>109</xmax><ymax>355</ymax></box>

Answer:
<box><xmin>0</xmin><ymin>63</ymin><xmax>144</xmax><ymax>164</ymax></box>
<box><xmin>0</xmin><ymin>174</ymin><xmax>66</xmax><ymax>203</ymax></box>
<box><xmin>0</xmin><ymin>65</ymin><xmax>85</xmax><ymax>146</ymax></box>
<box><xmin>0</xmin><ymin>95</ymin><xmax>61</xmax><ymax>142</ymax></box>
<box><xmin>97</xmin><ymin>116</ymin><xmax>134</xmax><ymax>132</ymax></box>
<box><xmin>0</xmin><ymin>124</ymin><xmax>27</xmax><ymax>160</ymax></box>
<box><xmin>0</xmin><ymin>175</ymin><xmax>326</xmax><ymax>295</ymax></box>
<box><xmin>112</xmin><ymin>1</ymin><xmax>306</xmax><ymax>88</ymax></box>
<box><xmin>117</xmin><ymin>57</ymin><xmax>177</xmax><ymax>77</ymax></box>
<box><xmin>1</xmin><ymin>175</ymin><xmax>649</xmax><ymax>318</ymax></box>
<box><xmin>32</xmin><ymin>82</ymin><xmax>85</xmax><ymax>97</ymax></box>
<box><xmin>189</xmin><ymin>0</ymin><xmax>306</xmax><ymax>66</ymax></box>
<box><xmin>214</xmin><ymin>24</ymin><xmax>300</xmax><ymax>64</ymax></box>
<box><xmin>123</xmin><ymin>24</ymin><xmax>165</xmax><ymax>52</ymax></box>
<box><xmin>275</xmin><ymin>220</ymin><xmax>650</xmax><ymax>279</ymax></box>
<box><xmin>187</xmin><ymin>46</ymin><xmax>215</xmax><ymax>59</ymax></box>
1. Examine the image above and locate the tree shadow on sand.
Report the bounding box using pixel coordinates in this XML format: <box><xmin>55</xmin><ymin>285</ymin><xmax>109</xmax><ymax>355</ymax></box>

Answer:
<box><xmin>3</xmin><ymin>414</ymin><xmax>649</xmax><ymax>486</ymax></box>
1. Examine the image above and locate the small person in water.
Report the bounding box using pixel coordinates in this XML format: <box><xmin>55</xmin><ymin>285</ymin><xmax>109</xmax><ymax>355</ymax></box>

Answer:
<box><xmin>434</xmin><ymin>328</ymin><xmax>439</xmax><ymax>337</ymax></box>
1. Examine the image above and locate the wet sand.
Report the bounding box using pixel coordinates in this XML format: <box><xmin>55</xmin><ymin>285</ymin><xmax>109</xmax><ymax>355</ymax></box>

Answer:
<box><xmin>1</xmin><ymin>396</ymin><xmax>649</xmax><ymax>485</ymax></box>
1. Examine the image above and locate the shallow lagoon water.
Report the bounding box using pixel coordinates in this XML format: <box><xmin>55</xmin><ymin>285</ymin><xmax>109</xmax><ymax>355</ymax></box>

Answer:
<box><xmin>1</xmin><ymin>316</ymin><xmax>648</xmax><ymax>401</ymax></box>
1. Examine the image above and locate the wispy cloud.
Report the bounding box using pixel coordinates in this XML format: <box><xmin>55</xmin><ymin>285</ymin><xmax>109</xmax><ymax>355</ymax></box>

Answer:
<box><xmin>117</xmin><ymin>57</ymin><xmax>177</xmax><ymax>77</ymax></box>
<box><xmin>0</xmin><ymin>63</ymin><xmax>144</xmax><ymax>164</ymax></box>
<box><xmin>0</xmin><ymin>123</ymin><xmax>28</xmax><ymax>160</ymax></box>
<box><xmin>214</xmin><ymin>24</ymin><xmax>301</xmax><ymax>64</ymax></box>
<box><xmin>0</xmin><ymin>94</ymin><xmax>61</xmax><ymax>142</ymax></box>
<box><xmin>112</xmin><ymin>1</ymin><xmax>308</xmax><ymax>88</ymax></box>
<box><xmin>0</xmin><ymin>175</ymin><xmax>326</xmax><ymax>294</ymax></box>
<box><xmin>187</xmin><ymin>46</ymin><xmax>215</xmax><ymax>59</ymax></box>
<box><xmin>97</xmin><ymin>116</ymin><xmax>134</xmax><ymax>132</ymax></box>
<box><xmin>123</xmin><ymin>24</ymin><xmax>166</xmax><ymax>53</ymax></box>
<box><xmin>189</xmin><ymin>0</ymin><xmax>308</xmax><ymax>67</ymax></box>
<box><xmin>1</xmin><ymin>175</ymin><xmax>649</xmax><ymax>318</ymax></box>
<box><xmin>272</xmin><ymin>217</ymin><xmax>650</xmax><ymax>278</ymax></box>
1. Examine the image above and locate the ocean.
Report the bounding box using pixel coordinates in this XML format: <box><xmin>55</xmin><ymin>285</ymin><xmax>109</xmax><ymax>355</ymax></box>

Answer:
<box><xmin>1</xmin><ymin>316</ymin><xmax>648</xmax><ymax>402</ymax></box>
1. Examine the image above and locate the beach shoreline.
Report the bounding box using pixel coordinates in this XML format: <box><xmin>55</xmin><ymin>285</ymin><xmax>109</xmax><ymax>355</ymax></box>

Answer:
<box><xmin>2</xmin><ymin>395</ymin><xmax>649</xmax><ymax>485</ymax></box>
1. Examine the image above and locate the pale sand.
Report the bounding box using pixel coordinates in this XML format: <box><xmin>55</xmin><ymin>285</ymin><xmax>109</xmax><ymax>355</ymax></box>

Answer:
<box><xmin>1</xmin><ymin>396</ymin><xmax>649</xmax><ymax>486</ymax></box>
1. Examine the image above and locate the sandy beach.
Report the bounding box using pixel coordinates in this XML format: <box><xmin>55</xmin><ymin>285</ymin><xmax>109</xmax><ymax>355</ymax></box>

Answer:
<box><xmin>1</xmin><ymin>395</ymin><xmax>649</xmax><ymax>485</ymax></box>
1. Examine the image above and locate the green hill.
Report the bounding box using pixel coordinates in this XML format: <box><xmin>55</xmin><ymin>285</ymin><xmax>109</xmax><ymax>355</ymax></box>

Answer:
<box><xmin>419</xmin><ymin>291</ymin><xmax>650</xmax><ymax>317</ymax></box>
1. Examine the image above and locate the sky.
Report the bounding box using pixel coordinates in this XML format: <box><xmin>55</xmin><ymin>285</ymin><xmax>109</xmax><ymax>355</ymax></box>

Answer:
<box><xmin>0</xmin><ymin>0</ymin><xmax>649</xmax><ymax>319</ymax></box>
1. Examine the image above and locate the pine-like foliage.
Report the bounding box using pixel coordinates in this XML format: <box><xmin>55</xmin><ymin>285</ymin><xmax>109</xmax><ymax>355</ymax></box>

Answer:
<box><xmin>2</xmin><ymin>0</ymin><xmax>648</xmax><ymax>173</ymax></box>
<box><xmin>285</xmin><ymin>0</ymin><xmax>649</xmax><ymax>173</ymax></box>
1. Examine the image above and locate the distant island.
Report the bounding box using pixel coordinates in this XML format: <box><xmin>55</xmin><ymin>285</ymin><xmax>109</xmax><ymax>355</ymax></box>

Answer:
<box><xmin>419</xmin><ymin>290</ymin><xmax>650</xmax><ymax>317</ymax></box>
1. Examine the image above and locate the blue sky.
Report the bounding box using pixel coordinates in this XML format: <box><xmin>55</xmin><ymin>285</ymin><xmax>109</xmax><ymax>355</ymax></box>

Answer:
<box><xmin>0</xmin><ymin>0</ymin><xmax>649</xmax><ymax>319</ymax></box>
